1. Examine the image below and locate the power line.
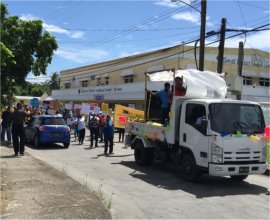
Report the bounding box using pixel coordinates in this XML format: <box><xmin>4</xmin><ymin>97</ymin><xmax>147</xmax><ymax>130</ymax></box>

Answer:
<box><xmin>45</xmin><ymin>26</ymin><xmax>199</xmax><ymax>32</ymax></box>
<box><xmin>60</xmin><ymin>23</ymin><xmax>269</xmax><ymax>82</ymax></box>
<box><xmin>65</xmin><ymin>2</ymin><xmax>201</xmax><ymax>54</ymax></box>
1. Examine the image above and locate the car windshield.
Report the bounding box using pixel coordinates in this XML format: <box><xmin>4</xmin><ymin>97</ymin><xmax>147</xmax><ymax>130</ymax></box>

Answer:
<box><xmin>42</xmin><ymin>118</ymin><xmax>66</xmax><ymax>125</ymax></box>
<box><xmin>209</xmin><ymin>103</ymin><xmax>265</xmax><ymax>134</ymax></box>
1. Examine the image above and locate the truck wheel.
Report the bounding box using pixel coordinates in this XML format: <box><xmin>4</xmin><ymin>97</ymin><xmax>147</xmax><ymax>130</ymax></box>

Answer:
<box><xmin>230</xmin><ymin>175</ymin><xmax>248</xmax><ymax>181</ymax></box>
<box><xmin>134</xmin><ymin>142</ymin><xmax>154</xmax><ymax>166</ymax></box>
<box><xmin>181</xmin><ymin>154</ymin><xmax>200</xmax><ymax>182</ymax></box>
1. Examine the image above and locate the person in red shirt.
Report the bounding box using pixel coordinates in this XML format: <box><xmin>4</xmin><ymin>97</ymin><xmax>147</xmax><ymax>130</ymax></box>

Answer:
<box><xmin>169</xmin><ymin>76</ymin><xmax>187</xmax><ymax>107</ymax></box>
<box><xmin>174</xmin><ymin>76</ymin><xmax>186</xmax><ymax>96</ymax></box>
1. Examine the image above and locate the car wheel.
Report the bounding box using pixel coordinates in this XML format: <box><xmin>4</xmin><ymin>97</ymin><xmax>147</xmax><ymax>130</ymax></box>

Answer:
<box><xmin>63</xmin><ymin>142</ymin><xmax>70</xmax><ymax>148</ymax></box>
<box><xmin>34</xmin><ymin>135</ymin><xmax>40</xmax><ymax>148</ymax></box>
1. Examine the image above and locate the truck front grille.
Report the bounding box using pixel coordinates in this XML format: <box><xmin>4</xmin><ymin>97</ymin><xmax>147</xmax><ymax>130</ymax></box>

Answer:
<box><xmin>223</xmin><ymin>151</ymin><xmax>261</xmax><ymax>163</ymax></box>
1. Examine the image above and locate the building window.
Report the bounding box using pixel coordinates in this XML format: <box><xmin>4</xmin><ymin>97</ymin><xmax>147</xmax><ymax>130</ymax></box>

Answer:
<box><xmin>96</xmin><ymin>78</ymin><xmax>101</xmax><ymax>86</ymax></box>
<box><xmin>259</xmin><ymin>78</ymin><xmax>270</xmax><ymax>87</ymax></box>
<box><xmin>65</xmin><ymin>83</ymin><xmax>70</xmax><ymax>89</ymax></box>
<box><xmin>124</xmin><ymin>75</ymin><xmax>133</xmax><ymax>83</ymax></box>
<box><xmin>243</xmin><ymin>76</ymin><xmax>252</xmax><ymax>85</ymax></box>
<box><xmin>81</xmin><ymin>80</ymin><xmax>88</xmax><ymax>87</ymax></box>
<box><xmin>105</xmin><ymin>77</ymin><xmax>109</xmax><ymax>85</ymax></box>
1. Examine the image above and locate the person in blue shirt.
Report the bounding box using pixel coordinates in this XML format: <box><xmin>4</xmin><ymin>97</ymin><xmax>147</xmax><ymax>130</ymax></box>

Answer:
<box><xmin>103</xmin><ymin>115</ymin><xmax>114</xmax><ymax>155</ymax></box>
<box><xmin>149</xmin><ymin>82</ymin><xmax>171</xmax><ymax>124</ymax></box>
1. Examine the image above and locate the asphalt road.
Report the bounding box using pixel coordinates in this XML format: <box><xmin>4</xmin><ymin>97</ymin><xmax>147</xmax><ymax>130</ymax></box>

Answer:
<box><xmin>24</xmin><ymin>131</ymin><xmax>270</xmax><ymax>219</ymax></box>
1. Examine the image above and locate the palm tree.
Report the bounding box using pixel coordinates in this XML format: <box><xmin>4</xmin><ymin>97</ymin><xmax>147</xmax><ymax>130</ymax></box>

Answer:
<box><xmin>46</xmin><ymin>72</ymin><xmax>60</xmax><ymax>94</ymax></box>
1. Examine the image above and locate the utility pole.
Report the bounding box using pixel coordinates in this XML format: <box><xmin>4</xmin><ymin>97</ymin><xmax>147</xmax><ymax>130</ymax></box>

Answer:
<box><xmin>237</xmin><ymin>41</ymin><xmax>244</xmax><ymax>76</ymax></box>
<box><xmin>217</xmin><ymin>18</ymin><xmax>226</xmax><ymax>73</ymax></box>
<box><xmin>199</xmin><ymin>0</ymin><xmax>207</xmax><ymax>71</ymax></box>
<box><xmin>236</xmin><ymin>41</ymin><xmax>244</xmax><ymax>100</ymax></box>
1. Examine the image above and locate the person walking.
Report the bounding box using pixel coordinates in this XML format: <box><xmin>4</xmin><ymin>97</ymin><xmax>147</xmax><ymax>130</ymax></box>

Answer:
<box><xmin>103</xmin><ymin>115</ymin><xmax>114</xmax><ymax>155</ymax></box>
<box><xmin>77</xmin><ymin>114</ymin><xmax>86</xmax><ymax>144</ymax></box>
<box><xmin>9</xmin><ymin>103</ymin><xmax>29</xmax><ymax>156</ymax></box>
<box><xmin>118</xmin><ymin>127</ymin><xmax>125</xmax><ymax>142</ymax></box>
<box><xmin>88</xmin><ymin>114</ymin><xmax>99</xmax><ymax>148</ymax></box>
<box><xmin>1</xmin><ymin>106</ymin><xmax>11</xmax><ymax>143</ymax></box>
<box><xmin>72</xmin><ymin>116</ymin><xmax>78</xmax><ymax>141</ymax></box>
<box><xmin>99</xmin><ymin>114</ymin><xmax>105</xmax><ymax>143</ymax></box>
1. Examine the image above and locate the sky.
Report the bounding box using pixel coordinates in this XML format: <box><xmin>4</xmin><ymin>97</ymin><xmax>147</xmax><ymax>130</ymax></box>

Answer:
<box><xmin>4</xmin><ymin>0</ymin><xmax>270</xmax><ymax>83</ymax></box>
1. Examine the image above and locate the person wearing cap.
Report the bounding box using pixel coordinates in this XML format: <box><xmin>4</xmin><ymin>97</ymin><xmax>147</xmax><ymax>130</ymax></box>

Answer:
<box><xmin>9</xmin><ymin>103</ymin><xmax>30</xmax><ymax>156</ymax></box>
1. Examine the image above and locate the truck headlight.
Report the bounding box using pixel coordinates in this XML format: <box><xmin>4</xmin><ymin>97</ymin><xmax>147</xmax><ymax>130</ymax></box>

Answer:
<box><xmin>211</xmin><ymin>143</ymin><xmax>223</xmax><ymax>155</ymax></box>
<box><xmin>211</xmin><ymin>144</ymin><xmax>223</xmax><ymax>163</ymax></box>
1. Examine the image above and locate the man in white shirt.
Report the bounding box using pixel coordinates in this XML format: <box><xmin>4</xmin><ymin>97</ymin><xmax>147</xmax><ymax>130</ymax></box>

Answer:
<box><xmin>77</xmin><ymin>114</ymin><xmax>86</xmax><ymax>144</ymax></box>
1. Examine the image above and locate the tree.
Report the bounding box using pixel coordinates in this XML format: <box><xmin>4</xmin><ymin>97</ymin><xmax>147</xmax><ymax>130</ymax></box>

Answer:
<box><xmin>0</xmin><ymin>3</ymin><xmax>58</xmax><ymax>102</ymax></box>
<box><xmin>46</xmin><ymin>72</ymin><xmax>60</xmax><ymax>93</ymax></box>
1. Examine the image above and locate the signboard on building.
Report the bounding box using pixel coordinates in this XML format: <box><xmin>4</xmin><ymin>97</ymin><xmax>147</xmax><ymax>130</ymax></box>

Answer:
<box><xmin>95</xmin><ymin>95</ymin><xmax>104</xmax><ymax>101</ymax></box>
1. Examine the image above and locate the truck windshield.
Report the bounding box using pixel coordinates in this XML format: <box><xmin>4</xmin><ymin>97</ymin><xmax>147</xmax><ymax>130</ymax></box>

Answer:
<box><xmin>209</xmin><ymin>103</ymin><xmax>265</xmax><ymax>134</ymax></box>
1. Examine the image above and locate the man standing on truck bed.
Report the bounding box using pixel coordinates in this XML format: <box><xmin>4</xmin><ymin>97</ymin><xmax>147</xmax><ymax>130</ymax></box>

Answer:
<box><xmin>174</xmin><ymin>76</ymin><xmax>186</xmax><ymax>96</ymax></box>
<box><xmin>148</xmin><ymin>82</ymin><xmax>171</xmax><ymax>124</ymax></box>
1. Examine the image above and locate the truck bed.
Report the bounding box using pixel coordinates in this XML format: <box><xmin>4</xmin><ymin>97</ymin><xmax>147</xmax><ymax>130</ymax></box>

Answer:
<box><xmin>126</xmin><ymin>121</ymin><xmax>171</xmax><ymax>143</ymax></box>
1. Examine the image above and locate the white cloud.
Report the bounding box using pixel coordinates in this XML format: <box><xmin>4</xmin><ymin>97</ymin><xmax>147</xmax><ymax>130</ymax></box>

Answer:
<box><xmin>204</xmin><ymin>30</ymin><xmax>270</xmax><ymax>52</ymax></box>
<box><xmin>70</xmin><ymin>31</ymin><xmax>85</xmax><ymax>39</ymax></box>
<box><xmin>172</xmin><ymin>11</ymin><xmax>200</xmax><ymax>24</ymax></box>
<box><xmin>155</xmin><ymin>0</ymin><xmax>179</xmax><ymax>8</ymax></box>
<box><xmin>20</xmin><ymin>13</ymin><xmax>41</xmax><ymax>21</ymax></box>
<box><xmin>20</xmin><ymin>13</ymin><xmax>85</xmax><ymax>39</ymax></box>
<box><xmin>42</xmin><ymin>23</ymin><xmax>69</xmax><ymax>34</ymax></box>
<box><xmin>55</xmin><ymin>47</ymin><xmax>109</xmax><ymax>63</ymax></box>
<box><xmin>155</xmin><ymin>0</ymin><xmax>195</xmax><ymax>8</ymax></box>
<box><xmin>171</xmin><ymin>11</ymin><xmax>214</xmax><ymax>27</ymax></box>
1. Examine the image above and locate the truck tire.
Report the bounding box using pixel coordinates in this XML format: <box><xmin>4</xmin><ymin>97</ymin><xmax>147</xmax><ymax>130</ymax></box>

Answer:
<box><xmin>181</xmin><ymin>154</ymin><xmax>200</xmax><ymax>182</ymax></box>
<box><xmin>134</xmin><ymin>142</ymin><xmax>154</xmax><ymax>166</ymax></box>
<box><xmin>230</xmin><ymin>175</ymin><xmax>248</xmax><ymax>181</ymax></box>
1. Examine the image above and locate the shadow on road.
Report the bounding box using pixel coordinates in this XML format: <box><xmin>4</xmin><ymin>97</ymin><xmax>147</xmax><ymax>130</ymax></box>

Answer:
<box><xmin>114</xmin><ymin>160</ymin><xmax>269</xmax><ymax>198</ymax></box>
<box><xmin>26</xmin><ymin>143</ymin><xmax>66</xmax><ymax>150</ymax></box>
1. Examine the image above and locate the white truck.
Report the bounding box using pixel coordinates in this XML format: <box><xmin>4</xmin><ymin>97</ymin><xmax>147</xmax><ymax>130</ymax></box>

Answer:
<box><xmin>125</xmin><ymin>70</ymin><xmax>267</xmax><ymax>181</ymax></box>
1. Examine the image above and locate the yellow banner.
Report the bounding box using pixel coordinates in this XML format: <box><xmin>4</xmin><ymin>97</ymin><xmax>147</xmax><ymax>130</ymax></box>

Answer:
<box><xmin>113</xmin><ymin>104</ymin><xmax>144</xmax><ymax>128</ymax></box>
<box><xmin>101</xmin><ymin>103</ymin><xmax>109</xmax><ymax>112</ymax></box>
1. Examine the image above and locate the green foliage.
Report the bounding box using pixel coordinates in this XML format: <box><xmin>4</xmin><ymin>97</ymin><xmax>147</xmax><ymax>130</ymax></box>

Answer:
<box><xmin>46</xmin><ymin>72</ymin><xmax>60</xmax><ymax>91</ymax></box>
<box><xmin>0</xmin><ymin>3</ymin><xmax>58</xmax><ymax>97</ymax></box>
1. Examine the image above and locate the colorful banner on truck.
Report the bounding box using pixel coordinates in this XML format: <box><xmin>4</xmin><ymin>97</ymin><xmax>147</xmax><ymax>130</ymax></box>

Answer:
<box><xmin>113</xmin><ymin>104</ymin><xmax>144</xmax><ymax>128</ymax></box>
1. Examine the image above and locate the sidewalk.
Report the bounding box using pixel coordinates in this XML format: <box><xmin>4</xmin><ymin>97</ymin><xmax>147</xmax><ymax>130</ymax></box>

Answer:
<box><xmin>0</xmin><ymin>144</ymin><xmax>111</xmax><ymax>219</ymax></box>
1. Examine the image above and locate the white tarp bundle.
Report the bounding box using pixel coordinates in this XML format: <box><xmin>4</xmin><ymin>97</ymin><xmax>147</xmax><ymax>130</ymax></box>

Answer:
<box><xmin>149</xmin><ymin>69</ymin><xmax>227</xmax><ymax>99</ymax></box>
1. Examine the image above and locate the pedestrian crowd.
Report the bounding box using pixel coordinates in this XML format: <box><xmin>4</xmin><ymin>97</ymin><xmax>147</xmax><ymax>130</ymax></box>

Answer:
<box><xmin>1</xmin><ymin>103</ymin><xmax>126</xmax><ymax>157</ymax></box>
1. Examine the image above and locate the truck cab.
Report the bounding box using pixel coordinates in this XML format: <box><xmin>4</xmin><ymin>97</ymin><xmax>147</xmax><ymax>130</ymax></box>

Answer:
<box><xmin>175</xmin><ymin>98</ymin><xmax>267</xmax><ymax>180</ymax></box>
